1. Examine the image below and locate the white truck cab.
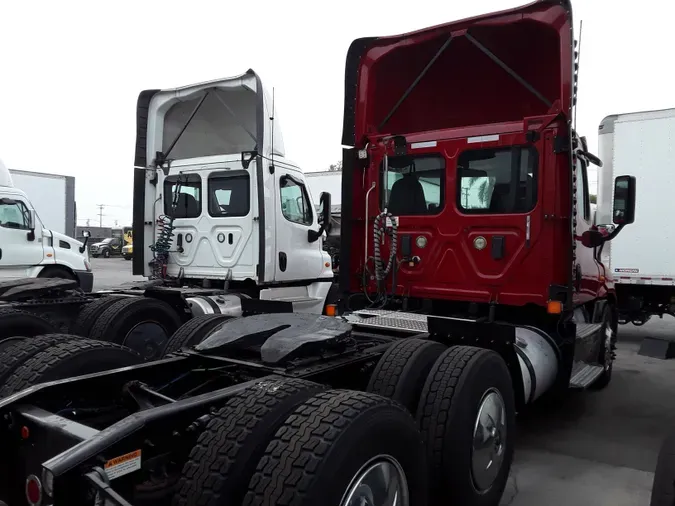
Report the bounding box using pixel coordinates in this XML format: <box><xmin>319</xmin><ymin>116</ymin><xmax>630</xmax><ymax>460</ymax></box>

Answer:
<box><xmin>0</xmin><ymin>159</ymin><xmax>93</xmax><ymax>291</ymax></box>
<box><xmin>133</xmin><ymin>70</ymin><xmax>334</xmax><ymax>314</ymax></box>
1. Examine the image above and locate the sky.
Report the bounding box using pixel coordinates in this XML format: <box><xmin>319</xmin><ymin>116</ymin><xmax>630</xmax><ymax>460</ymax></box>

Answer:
<box><xmin>0</xmin><ymin>0</ymin><xmax>673</xmax><ymax>228</ymax></box>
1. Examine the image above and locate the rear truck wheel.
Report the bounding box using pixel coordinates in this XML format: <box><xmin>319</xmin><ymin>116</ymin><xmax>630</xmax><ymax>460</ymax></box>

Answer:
<box><xmin>650</xmin><ymin>428</ymin><xmax>675</xmax><ymax>506</ymax></box>
<box><xmin>416</xmin><ymin>346</ymin><xmax>516</xmax><ymax>506</ymax></box>
<box><xmin>0</xmin><ymin>338</ymin><xmax>142</xmax><ymax>397</ymax></box>
<box><xmin>103</xmin><ymin>249</ymin><xmax>111</xmax><ymax>258</ymax></box>
<box><xmin>0</xmin><ymin>308</ymin><xmax>56</xmax><ymax>340</ymax></box>
<box><xmin>162</xmin><ymin>314</ymin><xmax>234</xmax><ymax>358</ymax></box>
<box><xmin>0</xmin><ymin>333</ymin><xmax>84</xmax><ymax>388</ymax></box>
<box><xmin>591</xmin><ymin>303</ymin><xmax>617</xmax><ymax>390</ymax></box>
<box><xmin>69</xmin><ymin>295</ymin><xmax>126</xmax><ymax>337</ymax></box>
<box><xmin>89</xmin><ymin>297</ymin><xmax>182</xmax><ymax>361</ymax></box>
<box><xmin>366</xmin><ymin>338</ymin><xmax>447</xmax><ymax>415</ymax></box>
<box><xmin>173</xmin><ymin>376</ymin><xmax>325</xmax><ymax>506</ymax></box>
<box><xmin>243</xmin><ymin>390</ymin><xmax>428</xmax><ymax>506</ymax></box>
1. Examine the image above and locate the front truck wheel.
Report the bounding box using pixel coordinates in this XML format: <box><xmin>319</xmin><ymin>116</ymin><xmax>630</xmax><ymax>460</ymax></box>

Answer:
<box><xmin>650</xmin><ymin>428</ymin><xmax>675</xmax><ymax>506</ymax></box>
<box><xmin>366</xmin><ymin>338</ymin><xmax>447</xmax><ymax>415</ymax></box>
<box><xmin>417</xmin><ymin>346</ymin><xmax>516</xmax><ymax>506</ymax></box>
<box><xmin>88</xmin><ymin>297</ymin><xmax>182</xmax><ymax>360</ymax></box>
<box><xmin>173</xmin><ymin>377</ymin><xmax>325</xmax><ymax>506</ymax></box>
<box><xmin>243</xmin><ymin>390</ymin><xmax>428</xmax><ymax>506</ymax></box>
<box><xmin>591</xmin><ymin>302</ymin><xmax>618</xmax><ymax>390</ymax></box>
<box><xmin>0</xmin><ymin>338</ymin><xmax>142</xmax><ymax>397</ymax></box>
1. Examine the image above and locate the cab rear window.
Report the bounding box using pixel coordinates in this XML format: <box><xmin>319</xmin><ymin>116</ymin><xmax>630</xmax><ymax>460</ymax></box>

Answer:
<box><xmin>163</xmin><ymin>174</ymin><xmax>202</xmax><ymax>218</ymax></box>
<box><xmin>457</xmin><ymin>147</ymin><xmax>538</xmax><ymax>214</ymax></box>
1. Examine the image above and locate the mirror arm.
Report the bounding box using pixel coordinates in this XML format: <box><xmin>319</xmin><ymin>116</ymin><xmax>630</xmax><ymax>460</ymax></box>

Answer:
<box><xmin>605</xmin><ymin>223</ymin><xmax>625</xmax><ymax>242</ymax></box>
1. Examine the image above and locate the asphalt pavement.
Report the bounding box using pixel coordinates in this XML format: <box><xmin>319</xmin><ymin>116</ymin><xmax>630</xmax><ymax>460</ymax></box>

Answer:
<box><xmin>89</xmin><ymin>257</ymin><xmax>675</xmax><ymax>505</ymax></box>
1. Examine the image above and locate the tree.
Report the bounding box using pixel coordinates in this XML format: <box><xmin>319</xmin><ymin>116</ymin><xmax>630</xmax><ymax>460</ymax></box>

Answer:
<box><xmin>328</xmin><ymin>161</ymin><xmax>342</xmax><ymax>171</ymax></box>
<box><xmin>590</xmin><ymin>194</ymin><xmax>597</xmax><ymax>204</ymax></box>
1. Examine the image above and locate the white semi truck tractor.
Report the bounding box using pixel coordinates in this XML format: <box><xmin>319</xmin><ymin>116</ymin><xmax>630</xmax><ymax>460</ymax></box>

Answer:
<box><xmin>0</xmin><ymin>159</ymin><xmax>93</xmax><ymax>290</ymax></box>
<box><xmin>0</xmin><ymin>70</ymin><xmax>337</xmax><ymax>358</ymax></box>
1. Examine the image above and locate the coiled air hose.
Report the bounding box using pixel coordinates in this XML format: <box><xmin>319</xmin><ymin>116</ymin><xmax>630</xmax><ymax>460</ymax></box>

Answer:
<box><xmin>373</xmin><ymin>211</ymin><xmax>398</xmax><ymax>282</ymax></box>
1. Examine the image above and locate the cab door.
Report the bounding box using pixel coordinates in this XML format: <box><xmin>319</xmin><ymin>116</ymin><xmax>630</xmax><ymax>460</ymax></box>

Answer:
<box><xmin>0</xmin><ymin>196</ymin><xmax>44</xmax><ymax>280</ymax></box>
<box><xmin>273</xmin><ymin>170</ymin><xmax>323</xmax><ymax>282</ymax></box>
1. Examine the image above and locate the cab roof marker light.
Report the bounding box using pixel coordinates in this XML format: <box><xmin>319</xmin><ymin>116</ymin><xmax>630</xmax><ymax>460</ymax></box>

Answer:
<box><xmin>467</xmin><ymin>134</ymin><xmax>500</xmax><ymax>144</ymax></box>
<box><xmin>411</xmin><ymin>141</ymin><xmax>437</xmax><ymax>149</ymax></box>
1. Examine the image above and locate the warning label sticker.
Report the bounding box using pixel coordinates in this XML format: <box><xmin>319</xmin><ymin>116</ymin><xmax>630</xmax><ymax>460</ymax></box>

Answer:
<box><xmin>615</xmin><ymin>268</ymin><xmax>639</xmax><ymax>273</ymax></box>
<box><xmin>104</xmin><ymin>450</ymin><xmax>141</xmax><ymax>480</ymax></box>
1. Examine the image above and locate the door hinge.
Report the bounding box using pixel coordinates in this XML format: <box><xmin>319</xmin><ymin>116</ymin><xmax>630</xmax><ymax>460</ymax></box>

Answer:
<box><xmin>553</xmin><ymin>135</ymin><xmax>570</xmax><ymax>153</ymax></box>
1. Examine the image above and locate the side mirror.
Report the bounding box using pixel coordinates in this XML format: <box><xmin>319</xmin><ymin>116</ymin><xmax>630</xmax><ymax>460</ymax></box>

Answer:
<box><xmin>308</xmin><ymin>192</ymin><xmax>332</xmax><ymax>243</ymax></box>
<box><xmin>79</xmin><ymin>230</ymin><xmax>91</xmax><ymax>253</ymax></box>
<box><xmin>613</xmin><ymin>175</ymin><xmax>636</xmax><ymax>225</ymax></box>
<box><xmin>26</xmin><ymin>210</ymin><xmax>36</xmax><ymax>241</ymax></box>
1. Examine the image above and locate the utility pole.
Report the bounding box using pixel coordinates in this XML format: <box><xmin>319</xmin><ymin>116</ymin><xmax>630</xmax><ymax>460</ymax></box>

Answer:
<box><xmin>97</xmin><ymin>204</ymin><xmax>105</xmax><ymax>227</ymax></box>
<box><xmin>461</xmin><ymin>187</ymin><xmax>470</xmax><ymax>208</ymax></box>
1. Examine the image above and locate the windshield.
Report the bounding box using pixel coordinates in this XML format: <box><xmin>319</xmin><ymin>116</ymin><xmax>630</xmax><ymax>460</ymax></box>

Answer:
<box><xmin>102</xmin><ymin>238</ymin><xmax>114</xmax><ymax>244</ymax></box>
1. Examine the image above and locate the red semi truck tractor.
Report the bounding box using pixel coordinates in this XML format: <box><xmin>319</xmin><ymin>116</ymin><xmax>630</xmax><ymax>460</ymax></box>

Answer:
<box><xmin>0</xmin><ymin>2</ymin><xmax>637</xmax><ymax>506</ymax></box>
<box><xmin>339</xmin><ymin>0</ymin><xmax>636</xmax><ymax>502</ymax></box>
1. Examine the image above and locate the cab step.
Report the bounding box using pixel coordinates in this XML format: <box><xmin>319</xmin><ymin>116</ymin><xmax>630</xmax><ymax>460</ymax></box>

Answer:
<box><xmin>576</xmin><ymin>323</ymin><xmax>603</xmax><ymax>341</ymax></box>
<box><xmin>569</xmin><ymin>362</ymin><xmax>604</xmax><ymax>388</ymax></box>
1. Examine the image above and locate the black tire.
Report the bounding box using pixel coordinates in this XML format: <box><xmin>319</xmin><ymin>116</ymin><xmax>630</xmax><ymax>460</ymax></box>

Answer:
<box><xmin>89</xmin><ymin>297</ymin><xmax>182</xmax><ymax>360</ymax></box>
<box><xmin>124</xmin><ymin>256</ymin><xmax>132</xmax><ymax>261</ymax></box>
<box><xmin>243</xmin><ymin>390</ymin><xmax>428</xmax><ymax>506</ymax></box>
<box><xmin>91</xmin><ymin>254</ymin><xmax>100</xmax><ymax>258</ymax></box>
<box><xmin>0</xmin><ymin>333</ymin><xmax>83</xmax><ymax>388</ymax></box>
<box><xmin>650</xmin><ymin>429</ymin><xmax>675</xmax><ymax>506</ymax></box>
<box><xmin>162</xmin><ymin>314</ymin><xmax>233</xmax><ymax>357</ymax></box>
<box><xmin>416</xmin><ymin>346</ymin><xmax>516</xmax><ymax>506</ymax></box>
<box><xmin>0</xmin><ymin>338</ymin><xmax>142</xmax><ymax>396</ymax></box>
<box><xmin>174</xmin><ymin>376</ymin><xmax>325</xmax><ymax>506</ymax></box>
<box><xmin>0</xmin><ymin>308</ymin><xmax>56</xmax><ymax>340</ymax></box>
<box><xmin>591</xmin><ymin>303</ymin><xmax>617</xmax><ymax>390</ymax></box>
<box><xmin>38</xmin><ymin>267</ymin><xmax>76</xmax><ymax>281</ymax></box>
<box><xmin>70</xmin><ymin>296</ymin><xmax>126</xmax><ymax>337</ymax></box>
<box><xmin>103</xmin><ymin>249</ymin><xmax>111</xmax><ymax>258</ymax></box>
<box><xmin>367</xmin><ymin>338</ymin><xmax>447</xmax><ymax>415</ymax></box>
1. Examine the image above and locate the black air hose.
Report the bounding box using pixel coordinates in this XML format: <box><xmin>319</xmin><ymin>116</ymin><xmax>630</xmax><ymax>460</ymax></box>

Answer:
<box><xmin>373</xmin><ymin>211</ymin><xmax>398</xmax><ymax>282</ymax></box>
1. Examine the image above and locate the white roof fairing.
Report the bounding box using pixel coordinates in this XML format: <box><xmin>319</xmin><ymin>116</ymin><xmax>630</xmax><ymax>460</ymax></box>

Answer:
<box><xmin>0</xmin><ymin>158</ymin><xmax>13</xmax><ymax>187</ymax></box>
<box><xmin>147</xmin><ymin>70</ymin><xmax>285</xmax><ymax>165</ymax></box>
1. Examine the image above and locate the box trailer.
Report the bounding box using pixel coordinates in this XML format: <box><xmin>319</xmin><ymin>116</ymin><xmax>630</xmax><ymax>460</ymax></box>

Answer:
<box><xmin>8</xmin><ymin>169</ymin><xmax>76</xmax><ymax>237</ymax></box>
<box><xmin>597</xmin><ymin>107</ymin><xmax>675</xmax><ymax>325</ymax></box>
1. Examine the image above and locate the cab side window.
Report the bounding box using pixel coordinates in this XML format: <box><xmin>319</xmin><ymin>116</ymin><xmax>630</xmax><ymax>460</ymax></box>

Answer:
<box><xmin>0</xmin><ymin>199</ymin><xmax>31</xmax><ymax>230</ymax></box>
<box><xmin>280</xmin><ymin>176</ymin><xmax>313</xmax><ymax>225</ymax></box>
<box><xmin>576</xmin><ymin>158</ymin><xmax>591</xmax><ymax>222</ymax></box>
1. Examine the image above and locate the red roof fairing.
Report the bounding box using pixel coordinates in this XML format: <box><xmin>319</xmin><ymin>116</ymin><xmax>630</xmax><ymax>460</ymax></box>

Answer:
<box><xmin>342</xmin><ymin>0</ymin><xmax>574</xmax><ymax>146</ymax></box>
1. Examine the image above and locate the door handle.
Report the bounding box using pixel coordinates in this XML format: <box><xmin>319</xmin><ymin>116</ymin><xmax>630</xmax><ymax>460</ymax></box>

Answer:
<box><xmin>0</xmin><ymin>248</ymin><xmax>2</xmax><ymax>260</ymax></box>
<box><xmin>279</xmin><ymin>252</ymin><xmax>287</xmax><ymax>272</ymax></box>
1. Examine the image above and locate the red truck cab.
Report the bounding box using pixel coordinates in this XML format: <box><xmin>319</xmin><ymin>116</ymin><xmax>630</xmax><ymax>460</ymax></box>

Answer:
<box><xmin>340</xmin><ymin>0</ymin><xmax>635</xmax><ymax>324</ymax></box>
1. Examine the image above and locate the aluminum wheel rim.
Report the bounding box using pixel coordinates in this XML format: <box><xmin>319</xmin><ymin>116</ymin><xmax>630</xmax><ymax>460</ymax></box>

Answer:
<box><xmin>341</xmin><ymin>455</ymin><xmax>409</xmax><ymax>506</ymax></box>
<box><xmin>471</xmin><ymin>387</ymin><xmax>507</xmax><ymax>493</ymax></box>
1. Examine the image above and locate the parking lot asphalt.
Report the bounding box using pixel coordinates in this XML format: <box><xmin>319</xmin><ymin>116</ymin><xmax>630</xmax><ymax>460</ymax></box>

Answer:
<box><xmin>90</xmin><ymin>257</ymin><xmax>674</xmax><ymax>505</ymax></box>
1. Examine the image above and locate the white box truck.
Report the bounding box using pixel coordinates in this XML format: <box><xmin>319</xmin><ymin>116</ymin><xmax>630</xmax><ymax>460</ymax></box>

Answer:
<box><xmin>8</xmin><ymin>169</ymin><xmax>76</xmax><ymax>237</ymax></box>
<box><xmin>597</xmin><ymin>107</ymin><xmax>675</xmax><ymax>326</ymax></box>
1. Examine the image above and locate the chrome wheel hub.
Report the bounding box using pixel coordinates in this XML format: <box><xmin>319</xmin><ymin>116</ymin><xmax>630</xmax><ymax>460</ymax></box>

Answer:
<box><xmin>471</xmin><ymin>388</ymin><xmax>507</xmax><ymax>492</ymax></box>
<box><xmin>341</xmin><ymin>455</ymin><xmax>408</xmax><ymax>506</ymax></box>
